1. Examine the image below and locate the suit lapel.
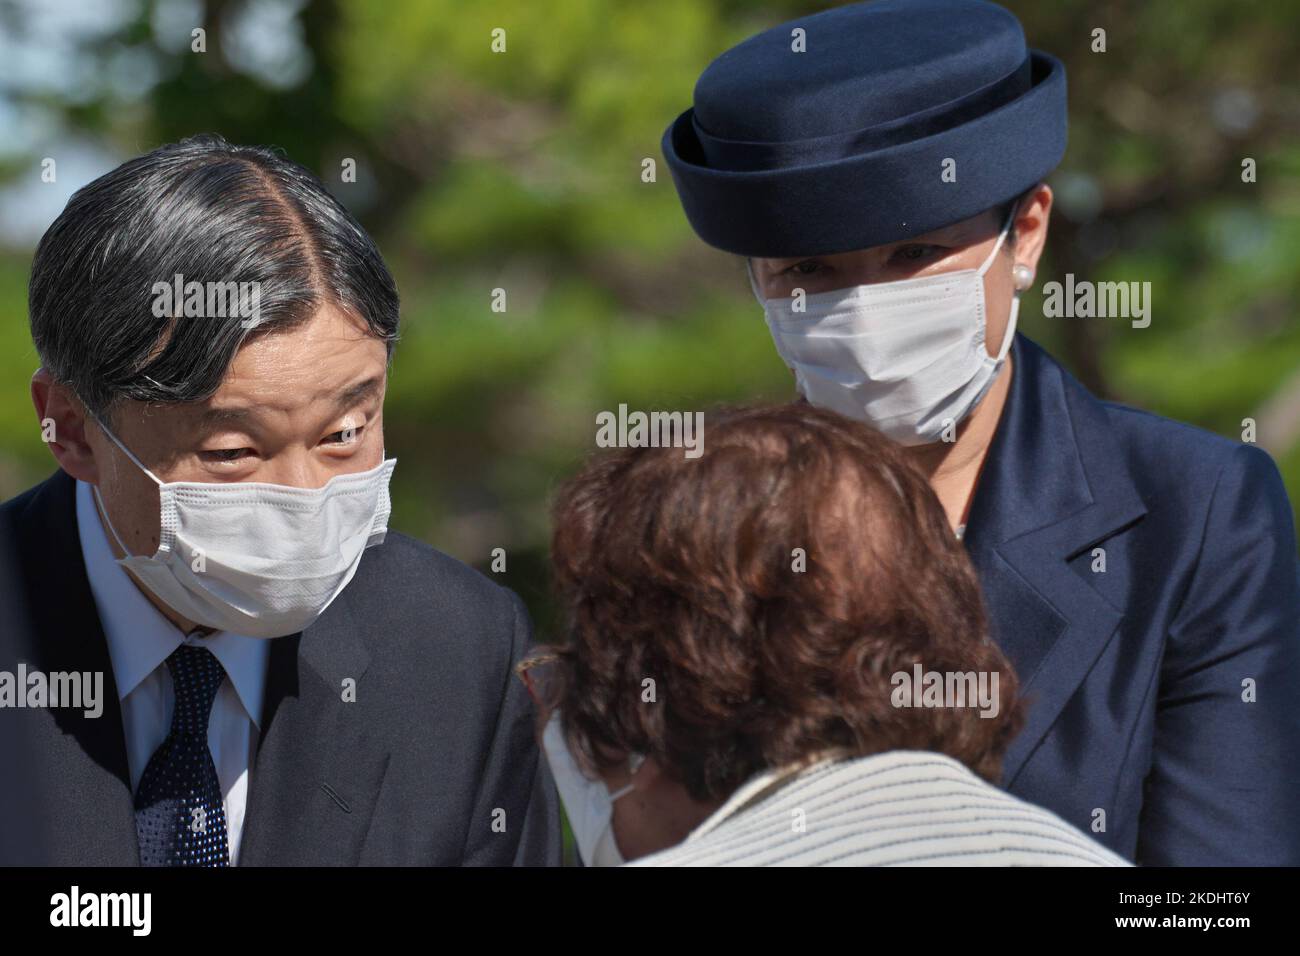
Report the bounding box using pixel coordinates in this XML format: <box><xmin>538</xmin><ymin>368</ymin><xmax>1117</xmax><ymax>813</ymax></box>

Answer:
<box><xmin>964</xmin><ymin>336</ymin><xmax>1146</xmax><ymax>787</ymax></box>
<box><xmin>14</xmin><ymin>471</ymin><xmax>139</xmax><ymax>865</ymax></box>
<box><xmin>238</xmin><ymin>593</ymin><xmax>390</xmax><ymax>865</ymax></box>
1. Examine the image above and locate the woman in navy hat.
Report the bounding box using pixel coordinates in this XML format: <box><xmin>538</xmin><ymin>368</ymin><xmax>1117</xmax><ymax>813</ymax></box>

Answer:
<box><xmin>662</xmin><ymin>0</ymin><xmax>1300</xmax><ymax>866</ymax></box>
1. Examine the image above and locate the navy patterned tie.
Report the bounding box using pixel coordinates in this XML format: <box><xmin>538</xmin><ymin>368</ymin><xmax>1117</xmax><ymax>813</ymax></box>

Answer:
<box><xmin>134</xmin><ymin>644</ymin><xmax>231</xmax><ymax>866</ymax></box>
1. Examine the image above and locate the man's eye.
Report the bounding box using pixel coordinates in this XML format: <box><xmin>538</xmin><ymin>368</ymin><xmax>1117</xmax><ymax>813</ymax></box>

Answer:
<box><xmin>202</xmin><ymin>448</ymin><xmax>251</xmax><ymax>463</ymax></box>
<box><xmin>324</xmin><ymin>426</ymin><xmax>362</xmax><ymax>445</ymax></box>
<box><xmin>789</xmin><ymin>260</ymin><xmax>823</xmax><ymax>276</ymax></box>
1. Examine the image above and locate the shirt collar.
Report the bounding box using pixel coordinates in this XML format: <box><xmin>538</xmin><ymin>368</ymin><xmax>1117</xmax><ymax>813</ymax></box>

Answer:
<box><xmin>74</xmin><ymin>479</ymin><xmax>269</xmax><ymax>726</ymax></box>
<box><xmin>686</xmin><ymin>747</ymin><xmax>854</xmax><ymax>842</ymax></box>
<box><xmin>686</xmin><ymin>749</ymin><xmax>968</xmax><ymax>842</ymax></box>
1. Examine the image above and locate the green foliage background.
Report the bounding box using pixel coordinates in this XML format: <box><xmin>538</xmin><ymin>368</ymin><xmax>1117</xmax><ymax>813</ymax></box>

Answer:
<box><xmin>1</xmin><ymin>0</ymin><xmax>1298</xmax><ymax>644</ymax></box>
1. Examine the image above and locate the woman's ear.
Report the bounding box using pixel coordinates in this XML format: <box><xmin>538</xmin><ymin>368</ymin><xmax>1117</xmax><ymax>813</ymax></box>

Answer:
<box><xmin>1012</xmin><ymin>183</ymin><xmax>1053</xmax><ymax>278</ymax></box>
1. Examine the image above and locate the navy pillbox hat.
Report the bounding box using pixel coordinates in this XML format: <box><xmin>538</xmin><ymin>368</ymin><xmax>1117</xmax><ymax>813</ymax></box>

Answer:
<box><xmin>662</xmin><ymin>0</ymin><xmax>1067</xmax><ymax>257</ymax></box>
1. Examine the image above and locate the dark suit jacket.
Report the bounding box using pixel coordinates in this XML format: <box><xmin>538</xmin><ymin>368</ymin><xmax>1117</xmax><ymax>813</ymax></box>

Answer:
<box><xmin>0</xmin><ymin>469</ymin><xmax>562</xmax><ymax>866</ymax></box>
<box><xmin>970</xmin><ymin>334</ymin><xmax>1300</xmax><ymax>865</ymax></box>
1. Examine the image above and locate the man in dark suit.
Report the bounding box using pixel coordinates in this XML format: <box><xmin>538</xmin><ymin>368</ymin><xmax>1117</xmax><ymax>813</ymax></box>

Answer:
<box><xmin>0</xmin><ymin>135</ymin><xmax>561</xmax><ymax>866</ymax></box>
<box><xmin>659</xmin><ymin>0</ymin><xmax>1300</xmax><ymax>864</ymax></box>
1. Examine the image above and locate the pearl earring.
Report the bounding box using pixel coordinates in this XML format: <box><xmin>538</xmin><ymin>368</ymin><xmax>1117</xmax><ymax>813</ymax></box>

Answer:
<box><xmin>1013</xmin><ymin>264</ymin><xmax>1034</xmax><ymax>291</ymax></box>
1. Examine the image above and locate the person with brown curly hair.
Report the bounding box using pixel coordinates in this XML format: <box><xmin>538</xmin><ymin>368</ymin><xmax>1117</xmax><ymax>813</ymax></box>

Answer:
<box><xmin>660</xmin><ymin>0</ymin><xmax>1300</xmax><ymax>867</ymax></box>
<box><xmin>526</xmin><ymin>403</ymin><xmax>1128</xmax><ymax>866</ymax></box>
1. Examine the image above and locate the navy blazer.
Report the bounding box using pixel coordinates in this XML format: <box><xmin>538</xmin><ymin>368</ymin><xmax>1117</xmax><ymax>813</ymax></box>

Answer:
<box><xmin>968</xmin><ymin>334</ymin><xmax>1300</xmax><ymax>865</ymax></box>
<box><xmin>0</xmin><ymin>470</ymin><xmax>563</xmax><ymax>866</ymax></box>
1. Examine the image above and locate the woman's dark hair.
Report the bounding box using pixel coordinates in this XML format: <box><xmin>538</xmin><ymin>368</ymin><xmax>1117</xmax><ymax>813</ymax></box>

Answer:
<box><xmin>28</xmin><ymin>134</ymin><xmax>399</xmax><ymax>420</ymax></box>
<box><xmin>546</xmin><ymin>402</ymin><xmax>1025</xmax><ymax>802</ymax></box>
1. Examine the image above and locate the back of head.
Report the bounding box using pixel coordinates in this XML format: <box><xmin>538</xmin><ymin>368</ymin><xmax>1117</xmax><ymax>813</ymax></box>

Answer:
<box><xmin>549</xmin><ymin>402</ymin><xmax>1024</xmax><ymax>801</ymax></box>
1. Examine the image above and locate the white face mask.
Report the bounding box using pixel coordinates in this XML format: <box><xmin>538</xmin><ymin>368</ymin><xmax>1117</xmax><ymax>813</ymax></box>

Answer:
<box><xmin>92</xmin><ymin>421</ymin><xmax>396</xmax><ymax>639</ymax></box>
<box><xmin>750</xmin><ymin>212</ymin><xmax>1019</xmax><ymax>446</ymax></box>
<box><xmin>541</xmin><ymin>712</ymin><xmax>644</xmax><ymax>867</ymax></box>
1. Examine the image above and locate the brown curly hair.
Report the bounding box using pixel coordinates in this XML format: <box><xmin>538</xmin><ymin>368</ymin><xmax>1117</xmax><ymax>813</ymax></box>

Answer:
<box><xmin>545</xmin><ymin>402</ymin><xmax>1024</xmax><ymax>802</ymax></box>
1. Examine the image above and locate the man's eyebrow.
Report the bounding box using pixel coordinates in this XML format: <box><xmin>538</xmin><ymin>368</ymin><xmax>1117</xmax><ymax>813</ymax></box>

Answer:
<box><xmin>193</xmin><ymin>405</ymin><xmax>255</xmax><ymax>429</ymax></box>
<box><xmin>190</xmin><ymin>377</ymin><xmax>383</xmax><ymax>430</ymax></box>
<box><xmin>333</xmin><ymin>375</ymin><xmax>384</xmax><ymax>409</ymax></box>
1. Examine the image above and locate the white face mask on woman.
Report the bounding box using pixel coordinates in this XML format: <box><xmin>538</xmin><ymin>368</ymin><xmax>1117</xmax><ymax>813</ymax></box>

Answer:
<box><xmin>93</xmin><ymin>419</ymin><xmax>395</xmax><ymax>638</ymax></box>
<box><xmin>541</xmin><ymin>712</ymin><xmax>644</xmax><ymax>866</ymax></box>
<box><xmin>750</xmin><ymin>211</ymin><xmax>1019</xmax><ymax>446</ymax></box>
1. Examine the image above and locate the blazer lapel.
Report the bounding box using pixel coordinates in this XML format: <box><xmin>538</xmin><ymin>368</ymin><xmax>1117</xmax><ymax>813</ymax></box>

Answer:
<box><xmin>964</xmin><ymin>336</ymin><xmax>1147</xmax><ymax>787</ymax></box>
<box><xmin>13</xmin><ymin>471</ymin><xmax>139</xmax><ymax>865</ymax></box>
<box><xmin>238</xmin><ymin>594</ymin><xmax>390</xmax><ymax>865</ymax></box>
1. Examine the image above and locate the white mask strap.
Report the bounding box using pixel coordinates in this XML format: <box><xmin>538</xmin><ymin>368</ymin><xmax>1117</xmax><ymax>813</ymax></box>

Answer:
<box><xmin>91</xmin><ymin>483</ymin><xmax>136</xmax><ymax>559</ymax></box>
<box><xmin>94</xmin><ymin>416</ymin><xmax>164</xmax><ymax>487</ymax></box>
<box><xmin>608</xmin><ymin>781</ymin><xmax>635</xmax><ymax>802</ymax></box>
<box><xmin>976</xmin><ymin>206</ymin><xmax>1017</xmax><ymax>278</ymax></box>
<box><xmin>608</xmin><ymin>752</ymin><xmax>646</xmax><ymax>802</ymax></box>
<box><xmin>991</xmin><ymin>295</ymin><xmax>1020</xmax><ymax>363</ymax></box>
<box><xmin>90</xmin><ymin>416</ymin><xmax>163</xmax><ymax>561</ymax></box>
<box><xmin>982</xmin><ymin>203</ymin><xmax>1022</xmax><ymax>364</ymax></box>
<box><xmin>745</xmin><ymin>258</ymin><xmax>767</xmax><ymax>305</ymax></box>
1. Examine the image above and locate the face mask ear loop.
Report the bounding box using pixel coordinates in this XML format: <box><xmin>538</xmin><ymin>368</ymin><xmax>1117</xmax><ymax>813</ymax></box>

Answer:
<box><xmin>609</xmin><ymin>753</ymin><xmax>646</xmax><ymax>803</ymax></box>
<box><xmin>745</xmin><ymin>258</ymin><xmax>768</xmax><ymax>305</ymax></box>
<box><xmin>608</xmin><ymin>781</ymin><xmax>635</xmax><ymax>802</ymax></box>
<box><xmin>976</xmin><ymin>206</ymin><xmax>1016</xmax><ymax>278</ymax></box>
<box><xmin>992</xmin><ymin>295</ymin><xmax>1021</xmax><ymax>364</ymax></box>
<box><xmin>89</xmin><ymin>416</ymin><xmax>165</xmax><ymax>561</ymax></box>
<box><xmin>92</xmin><ymin>483</ymin><xmax>137</xmax><ymax>560</ymax></box>
<box><xmin>974</xmin><ymin>204</ymin><xmax>1021</xmax><ymax>364</ymax></box>
<box><xmin>93</xmin><ymin>416</ymin><xmax>165</xmax><ymax>487</ymax></box>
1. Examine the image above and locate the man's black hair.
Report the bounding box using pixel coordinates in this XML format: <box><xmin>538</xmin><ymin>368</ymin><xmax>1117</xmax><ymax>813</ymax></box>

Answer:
<box><xmin>29</xmin><ymin>134</ymin><xmax>399</xmax><ymax>419</ymax></box>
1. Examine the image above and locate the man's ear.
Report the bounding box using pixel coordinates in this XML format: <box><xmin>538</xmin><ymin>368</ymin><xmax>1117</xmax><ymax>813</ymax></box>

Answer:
<box><xmin>31</xmin><ymin>367</ymin><xmax>99</xmax><ymax>484</ymax></box>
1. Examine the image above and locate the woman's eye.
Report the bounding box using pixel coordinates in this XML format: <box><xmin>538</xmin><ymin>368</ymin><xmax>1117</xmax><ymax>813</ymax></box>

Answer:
<box><xmin>894</xmin><ymin>244</ymin><xmax>940</xmax><ymax>262</ymax></box>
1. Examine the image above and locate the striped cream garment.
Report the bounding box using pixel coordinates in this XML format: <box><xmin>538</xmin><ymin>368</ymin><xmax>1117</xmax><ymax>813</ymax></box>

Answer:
<box><xmin>626</xmin><ymin>749</ymin><xmax>1131</xmax><ymax>867</ymax></box>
